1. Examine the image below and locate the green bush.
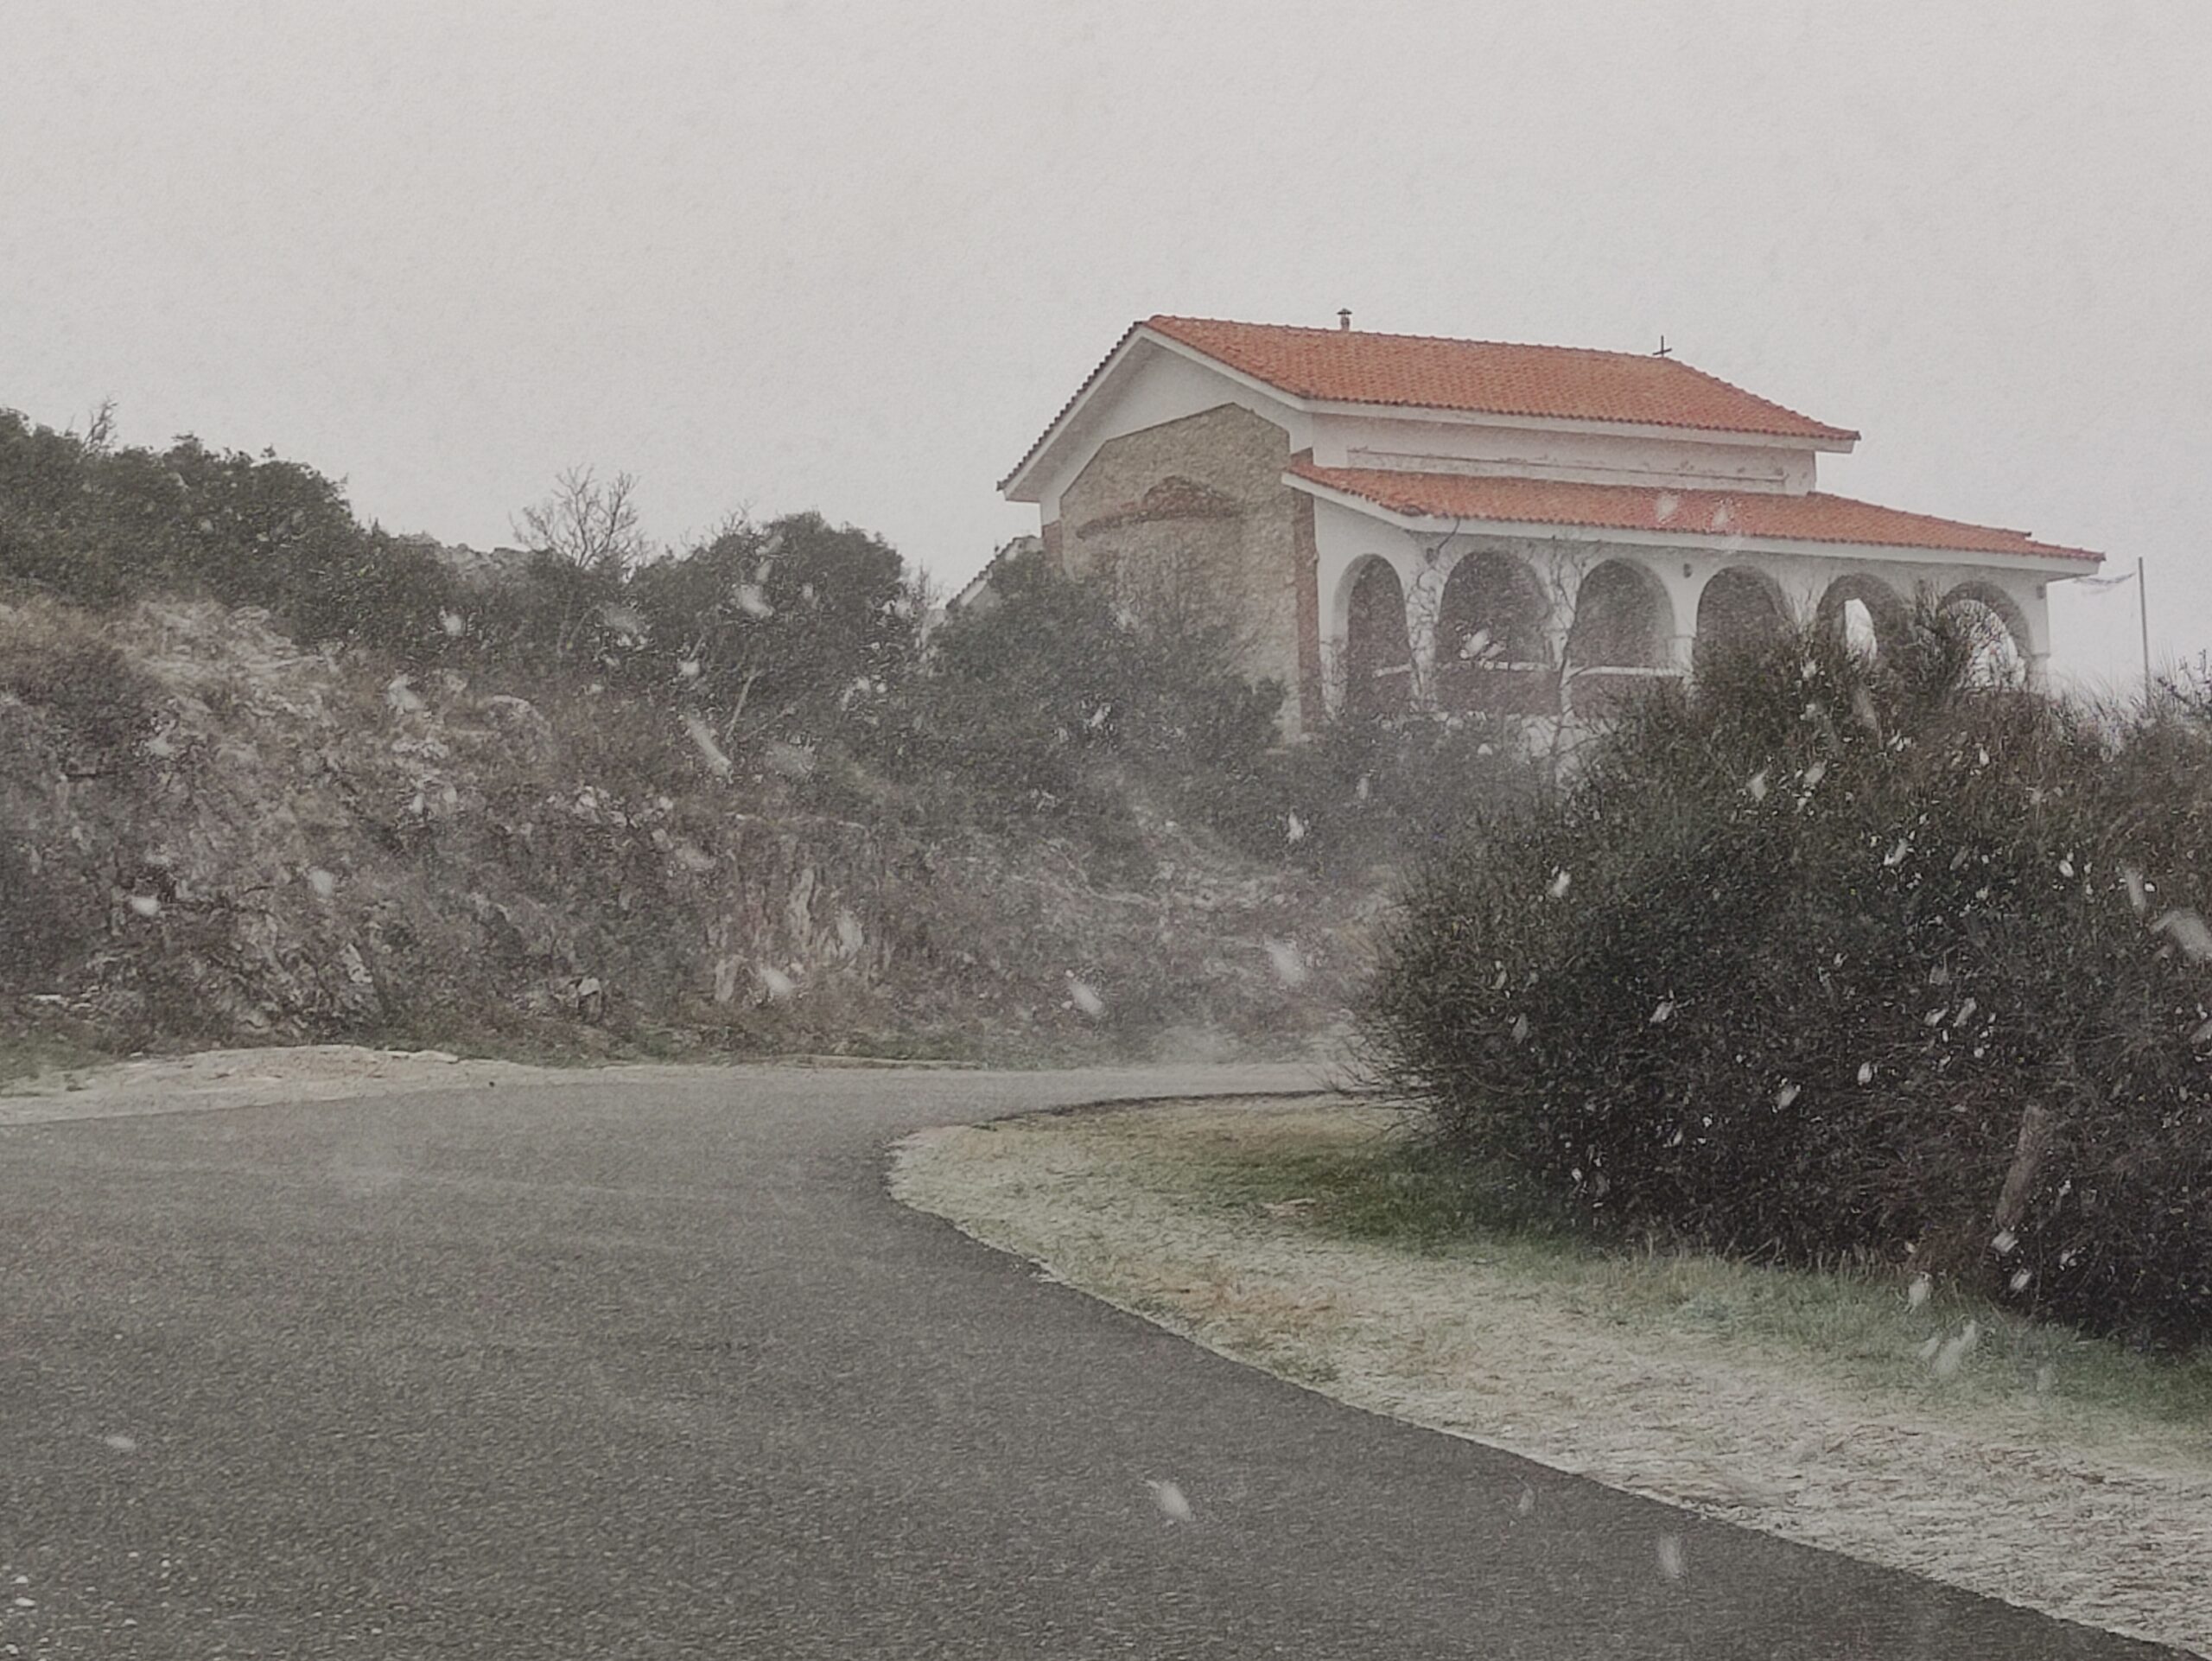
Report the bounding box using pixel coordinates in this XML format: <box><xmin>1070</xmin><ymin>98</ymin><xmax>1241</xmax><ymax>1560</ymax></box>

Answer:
<box><xmin>884</xmin><ymin>548</ymin><xmax>1281</xmax><ymax>830</ymax></box>
<box><xmin>1365</xmin><ymin>610</ymin><xmax>2212</xmax><ymax>1348</ymax></box>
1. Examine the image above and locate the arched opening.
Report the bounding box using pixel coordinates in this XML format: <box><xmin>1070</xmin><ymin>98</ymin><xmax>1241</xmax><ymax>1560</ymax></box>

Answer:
<box><xmin>1343</xmin><ymin>557</ymin><xmax>1413</xmax><ymax>720</ymax></box>
<box><xmin>1694</xmin><ymin>567</ymin><xmax>1789</xmax><ymax>668</ymax></box>
<box><xmin>1439</xmin><ymin>550</ymin><xmax>1548</xmax><ymax>665</ymax></box>
<box><xmin>1434</xmin><ymin>549</ymin><xmax>1554</xmax><ymax>716</ymax></box>
<box><xmin>1816</xmin><ymin>575</ymin><xmax>1910</xmax><ymax>662</ymax></box>
<box><xmin>1565</xmin><ymin>560</ymin><xmax>1672</xmax><ymax>719</ymax></box>
<box><xmin>1942</xmin><ymin>582</ymin><xmax>2030</xmax><ymax>689</ymax></box>
<box><xmin>1567</xmin><ymin>560</ymin><xmax>1669</xmax><ymax>669</ymax></box>
<box><xmin>1840</xmin><ymin>599</ymin><xmax>1878</xmax><ymax>659</ymax></box>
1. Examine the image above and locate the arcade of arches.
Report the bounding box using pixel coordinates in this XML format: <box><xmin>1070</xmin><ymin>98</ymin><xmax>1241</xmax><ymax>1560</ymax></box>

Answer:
<box><xmin>1335</xmin><ymin>550</ymin><xmax>2039</xmax><ymax>721</ymax></box>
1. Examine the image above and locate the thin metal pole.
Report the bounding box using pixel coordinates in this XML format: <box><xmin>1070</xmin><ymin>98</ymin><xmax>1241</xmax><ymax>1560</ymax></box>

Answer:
<box><xmin>2139</xmin><ymin>556</ymin><xmax>2152</xmax><ymax>703</ymax></box>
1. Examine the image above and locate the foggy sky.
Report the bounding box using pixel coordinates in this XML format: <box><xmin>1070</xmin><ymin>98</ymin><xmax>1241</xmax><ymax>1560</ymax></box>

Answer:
<box><xmin>5</xmin><ymin>2</ymin><xmax>2206</xmax><ymax>690</ymax></box>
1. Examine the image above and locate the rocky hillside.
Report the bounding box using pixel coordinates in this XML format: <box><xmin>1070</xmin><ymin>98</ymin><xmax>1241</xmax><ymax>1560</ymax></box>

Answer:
<box><xmin>1</xmin><ymin>595</ymin><xmax>1379</xmax><ymax>1068</ymax></box>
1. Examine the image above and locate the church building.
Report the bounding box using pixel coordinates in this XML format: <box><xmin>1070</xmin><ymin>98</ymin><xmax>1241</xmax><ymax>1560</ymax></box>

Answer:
<box><xmin>998</xmin><ymin>315</ymin><xmax>2101</xmax><ymax>736</ymax></box>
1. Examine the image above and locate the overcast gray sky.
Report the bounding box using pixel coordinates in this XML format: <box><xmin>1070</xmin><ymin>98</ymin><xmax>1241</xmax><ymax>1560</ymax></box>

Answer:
<box><xmin>6</xmin><ymin>2</ymin><xmax>2205</xmax><ymax>689</ymax></box>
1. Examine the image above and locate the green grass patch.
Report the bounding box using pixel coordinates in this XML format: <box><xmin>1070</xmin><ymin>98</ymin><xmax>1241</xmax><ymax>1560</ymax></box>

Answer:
<box><xmin>1107</xmin><ymin>1103</ymin><xmax>2212</xmax><ymax>1453</ymax></box>
<box><xmin>0</xmin><ymin>1030</ymin><xmax>114</xmax><ymax>1092</ymax></box>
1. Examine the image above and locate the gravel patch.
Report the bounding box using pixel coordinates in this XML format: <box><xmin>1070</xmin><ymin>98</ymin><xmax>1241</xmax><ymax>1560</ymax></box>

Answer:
<box><xmin>893</xmin><ymin>1098</ymin><xmax>2212</xmax><ymax>1657</ymax></box>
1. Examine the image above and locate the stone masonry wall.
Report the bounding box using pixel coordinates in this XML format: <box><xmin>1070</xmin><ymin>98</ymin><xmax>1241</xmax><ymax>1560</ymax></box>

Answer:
<box><xmin>1055</xmin><ymin>404</ymin><xmax>1306</xmax><ymax>735</ymax></box>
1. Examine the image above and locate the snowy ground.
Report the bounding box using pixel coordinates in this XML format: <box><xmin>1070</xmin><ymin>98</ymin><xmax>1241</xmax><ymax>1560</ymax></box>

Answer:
<box><xmin>893</xmin><ymin>1098</ymin><xmax>2212</xmax><ymax>1658</ymax></box>
<box><xmin>0</xmin><ymin>1043</ymin><xmax>955</xmax><ymax>1124</ymax></box>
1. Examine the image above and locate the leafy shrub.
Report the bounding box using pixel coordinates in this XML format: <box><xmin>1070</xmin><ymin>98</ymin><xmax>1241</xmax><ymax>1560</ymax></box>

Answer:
<box><xmin>625</xmin><ymin>512</ymin><xmax>920</xmax><ymax>741</ymax></box>
<box><xmin>883</xmin><ymin>548</ymin><xmax>1281</xmax><ymax>830</ymax></box>
<box><xmin>1192</xmin><ymin>708</ymin><xmax>1539</xmax><ymax>875</ymax></box>
<box><xmin>1366</xmin><ymin>610</ymin><xmax>2212</xmax><ymax>1348</ymax></box>
<box><xmin>0</xmin><ymin>408</ymin><xmax>459</xmax><ymax>650</ymax></box>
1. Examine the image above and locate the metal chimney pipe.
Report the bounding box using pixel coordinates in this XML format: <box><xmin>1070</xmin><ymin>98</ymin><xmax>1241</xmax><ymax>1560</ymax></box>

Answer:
<box><xmin>1337</xmin><ymin>309</ymin><xmax>1352</xmax><ymax>331</ymax></box>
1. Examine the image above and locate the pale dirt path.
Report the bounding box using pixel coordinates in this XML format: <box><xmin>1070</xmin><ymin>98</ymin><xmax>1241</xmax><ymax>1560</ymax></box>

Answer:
<box><xmin>892</xmin><ymin>1099</ymin><xmax>2212</xmax><ymax>1658</ymax></box>
<box><xmin>0</xmin><ymin>1041</ymin><xmax>983</xmax><ymax>1124</ymax></box>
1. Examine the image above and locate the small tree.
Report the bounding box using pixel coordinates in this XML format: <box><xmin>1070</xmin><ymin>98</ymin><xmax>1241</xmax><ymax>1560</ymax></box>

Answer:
<box><xmin>513</xmin><ymin>466</ymin><xmax>651</xmax><ymax>576</ymax></box>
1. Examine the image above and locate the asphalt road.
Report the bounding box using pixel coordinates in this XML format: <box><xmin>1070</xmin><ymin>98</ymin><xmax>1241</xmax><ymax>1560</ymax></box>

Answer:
<box><xmin>0</xmin><ymin>1064</ymin><xmax>2182</xmax><ymax>1658</ymax></box>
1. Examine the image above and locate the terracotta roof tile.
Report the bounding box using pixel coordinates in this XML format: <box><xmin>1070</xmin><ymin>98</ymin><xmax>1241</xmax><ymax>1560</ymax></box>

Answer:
<box><xmin>1288</xmin><ymin>462</ymin><xmax>2101</xmax><ymax>563</ymax></box>
<box><xmin>998</xmin><ymin>317</ymin><xmax>1859</xmax><ymax>495</ymax></box>
<box><xmin>1150</xmin><ymin>316</ymin><xmax>1859</xmax><ymax>442</ymax></box>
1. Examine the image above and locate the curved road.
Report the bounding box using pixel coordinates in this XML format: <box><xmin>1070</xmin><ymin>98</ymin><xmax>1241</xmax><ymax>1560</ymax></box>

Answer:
<box><xmin>0</xmin><ymin>1065</ymin><xmax>2179</xmax><ymax>1658</ymax></box>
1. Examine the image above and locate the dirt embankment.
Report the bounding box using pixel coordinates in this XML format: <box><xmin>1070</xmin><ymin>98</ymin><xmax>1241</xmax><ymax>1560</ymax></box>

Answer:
<box><xmin>1</xmin><ymin>596</ymin><xmax>1378</xmax><ymax>1066</ymax></box>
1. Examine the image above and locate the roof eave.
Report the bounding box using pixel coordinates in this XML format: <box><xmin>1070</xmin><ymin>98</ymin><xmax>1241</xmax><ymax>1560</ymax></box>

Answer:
<box><xmin>997</xmin><ymin>321</ymin><xmax>1151</xmax><ymax>501</ymax></box>
<box><xmin>1284</xmin><ymin>472</ymin><xmax>2100</xmax><ymax>574</ymax></box>
<box><xmin>1289</xmin><ymin>394</ymin><xmax>1858</xmax><ymax>452</ymax></box>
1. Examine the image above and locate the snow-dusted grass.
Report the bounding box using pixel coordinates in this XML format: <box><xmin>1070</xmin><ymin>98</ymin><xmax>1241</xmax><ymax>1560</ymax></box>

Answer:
<box><xmin>893</xmin><ymin>1098</ymin><xmax>2212</xmax><ymax>1656</ymax></box>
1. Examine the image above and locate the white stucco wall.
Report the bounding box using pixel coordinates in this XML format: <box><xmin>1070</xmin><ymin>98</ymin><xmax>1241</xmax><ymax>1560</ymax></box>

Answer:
<box><xmin>1309</xmin><ymin>413</ymin><xmax>1814</xmax><ymax>497</ymax></box>
<box><xmin>1310</xmin><ymin>493</ymin><xmax>2063</xmax><ymax>711</ymax></box>
<box><xmin>1027</xmin><ymin>343</ymin><xmax>1311</xmax><ymax>524</ymax></box>
<box><xmin>1313</xmin><ymin>411</ymin><xmax>1820</xmax><ymax>493</ymax></box>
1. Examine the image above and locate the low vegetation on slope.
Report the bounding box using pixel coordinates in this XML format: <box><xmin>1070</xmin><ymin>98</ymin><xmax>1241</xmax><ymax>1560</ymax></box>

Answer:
<box><xmin>1366</xmin><ymin>613</ymin><xmax>2212</xmax><ymax>1348</ymax></box>
<box><xmin>0</xmin><ymin>404</ymin><xmax>1497</xmax><ymax>1066</ymax></box>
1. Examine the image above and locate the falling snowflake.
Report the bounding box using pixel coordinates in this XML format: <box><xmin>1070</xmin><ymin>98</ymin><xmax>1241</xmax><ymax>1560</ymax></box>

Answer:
<box><xmin>2122</xmin><ymin>866</ymin><xmax>2148</xmax><ymax>916</ymax></box>
<box><xmin>1908</xmin><ymin>1274</ymin><xmax>1932</xmax><ymax>1309</ymax></box>
<box><xmin>306</xmin><ymin>868</ymin><xmax>337</xmax><ymax>900</ymax></box>
<box><xmin>734</xmin><ymin>584</ymin><xmax>773</xmax><ymax>620</ymax></box>
<box><xmin>385</xmin><ymin>676</ymin><xmax>424</xmax><ymax>715</ymax></box>
<box><xmin>439</xmin><ymin>609</ymin><xmax>466</xmax><ymax>638</ymax></box>
<box><xmin>682</xmin><ymin>713</ymin><xmax>734</xmax><ymax>777</ymax></box>
<box><xmin>2009</xmin><ymin>1269</ymin><xmax>2033</xmax><ymax>1293</ymax></box>
<box><xmin>764</xmin><ymin>741</ymin><xmax>817</xmax><ymax>780</ymax></box>
<box><xmin>1857</xmin><ymin>1061</ymin><xmax>1874</xmax><ymax>1085</ymax></box>
<box><xmin>1263</xmin><ymin>939</ymin><xmax>1308</xmax><ymax>987</ymax></box>
<box><xmin>1146</xmin><ymin>1479</ymin><xmax>1193</xmax><ymax>1523</ymax></box>
<box><xmin>1649</xmin><ymin>998</ymin><xmax>1675</xmax><ymax>1025</ymax></box>
<box><xmin>1801</xmin><ymin>760</ymin><xmax>1827</xmax><ymax>790</ymax></box>
<box><xmin>1931</xmin><ymin>1320</ymin><xmax>1981</xmax><ymax>1379</ymax></box>
<box><xmin>1774</xmin><ymin>1082</ymin><xmax>1801</xmax><ymax>1110</ymax></box>
<box><xmin>1285</xmin><ymin>811</ymin><xmax>1307</xmax><ymax>845</ymax></box>
<box><xmin>1068</xmin><ymin>977</ymin><xmax>1107</xmax><ymax>1018</ymax></box>
<box><xmin>1546</xmin><ymin>869</ymin><xmax>1571</xmax><ymax>901</ymax></box>
<box><xmin>1510</xmin><ymin>1015</ymin><xmax>1530</xmax><ymax>1045</ymax></box>
<box><xmin>1653</xmin><ymin>492</ymin><xmax>1680</xmax><ymax>525</ymax></box>
<box><xmin>1656</xmin><ymin>1532</ymin><xmax>1688</xmax><ymax>1581</ymax></box>
<box><xmin>1745</xmin><ymin>770</ymin><xmax>1769</xmax><ymax>802</ymax></box>
<box><xmin>127</xmin><ymin>894</ymin><xmax>161</xmax><ymax>919</ymax></box>
<box><xmin>2153</xmin><ymin>908</ymin><xmax>2212</xmax><ymax>963</ymax></box>
<box><xmin>2057</xmin><ymin>856</ymin><xmax>2075</xmax><ymax>879</ymax></box>
<box><xmin>1992</xmin><ymin>1229</ymin><xmax>2018</xmax><ymax>1256</ymax></box>
<box><xmin>101</xmin><ymin>1434</ymin><xmax>137</xmax><ymax>1454</ymax></box>
<box><xmin>1883</xmin><ymin>837</ymin><xmax>1911</xmax><ymax>869</ymax></box>
<box><xmin>755</xmin><ymin>964</ymin><xmax>797</xmax><ymax>1002</ymax></box>
<box><xmin>677</xmin><ymin>659</ymin><xmax>702</xmax><ymax>680</ymax></box>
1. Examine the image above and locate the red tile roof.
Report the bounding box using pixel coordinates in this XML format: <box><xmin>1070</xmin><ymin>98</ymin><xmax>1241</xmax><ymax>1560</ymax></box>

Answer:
<box><xmin>1148</xmin><ymin>316</ymin><xmax>1860</xmax><ymax>442</ymax></box>
<box><xmin>998</xmin><ymin>316</ymin><xmax>1859</xmax><ymax>496</ymax></box>
<box><xmin>1288</xmin><ymin>462</ymin><xmax>2101</xmax><ymax>563</ymax></box>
